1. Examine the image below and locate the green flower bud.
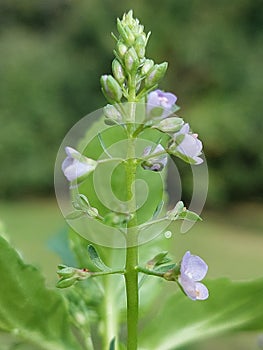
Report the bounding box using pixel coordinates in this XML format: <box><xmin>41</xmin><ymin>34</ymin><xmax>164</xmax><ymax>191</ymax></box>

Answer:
<box><xmin>100</xmin><ymin>75</ymin><xmax>122</xmax><ymax>102</ymax></box>
<box><xmin>134</xmin><ymin>24</ymin><xmax>145</xmax><ymax>37</ymax></box>
<box><xmin>86</xmin><ymin>206</ymin><xmax>99</xmax><ymax>218</ymax></box>
<box><xmin>57</xmin><ymin>265</ymin><xmax>76</xmax><ymax>278</ymax></box>
<box><xmin>116</xmin><ymin>41</ymin><xmax>128</xmax><ymax>58</ymax></box>
<box><xmin>124</xmin><ymin>47</ymin><xmax>139</xmax><ymax>72</ymax></box>
<box><xmin>103</xmin><ymin>212</ymin><xmax>133</xmax><ymax>227</ymax></box>
<box><xmin>141</xmin><ymin>59</ymin><xmax>154</xmax><ymax>75</ymax></box>
<box><xmin>112</xmin><ymin>59</ymin><xmax>125</xmax><ymax>84</ymax></box>
<box><xmin>56</xmin><ymin>276</ymin><xmax>77</xmax><ymax>288</ymax></box>
<box><xmin>117</xmin><ymin>18</ymin><xmax>130</xmax><ymax>44</ymax></box>
<box><xmin>153</xmin><ymin>117</ymin><xmax>184</xmax><ymax>133</ymax></box>
<box><xmin>103</xmin><ymin>104</ymin><xmax>122</xmax><ymax>124</ymax></box>
<box><xmin>124</xmin><ymin>25</ymin><xmax>135</xmax><ymax>45</ymax></box>
<box><xmin>117</xmin><ymin>18</ymin><xmax>135</xmax><ymax>45</ymax></box>
<box><xmin>134</xmin><ymin>35</ymin><xmax>146</xmax><ymax>59</ymax></box>
<box><xmin>145</xmin><ymin>62</ymin><xmax>168</xmax><ymax>87</ymax></box>
<box><xmin>166</xmin><ymin>201</ymin><xmax>185</xmax><ymax>220</ymax></box>
<box><xmin>103</xmin><ymin>104</ymin><xmax>120</xmax><ymax>119</ymax></box>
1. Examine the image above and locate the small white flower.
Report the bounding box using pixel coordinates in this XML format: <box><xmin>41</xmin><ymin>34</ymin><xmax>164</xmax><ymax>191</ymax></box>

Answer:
<box><xmin>170</xmin><ymin>124</ymin><xmax>203</xmax><ymax>164</ymax></box>
<box><xmin>141</xmin><ymin>144</ymin><xmax>168</xmax><ymax>172</ymax></box>
<box><xmin>178</xmin><ymin>251</ymin><xmax>209</xmax><ymax>300</ymax></box>
<box><xmin>62</xmin><ymin>147</ymin><xmax>97</xmax><ymax>182</ymax></box>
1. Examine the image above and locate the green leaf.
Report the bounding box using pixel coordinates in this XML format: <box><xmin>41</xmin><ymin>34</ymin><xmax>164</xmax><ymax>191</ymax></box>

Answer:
<box><xmin>109</xmin><ymin>337</ymin><xmax>115</xmax><ymax>350</ymax></box>
<box><xmin>0</xmin><ymin>235</ymin><xmax>81</xmax><ymax>350</ymax></box>
<box><xmin>87</xmin><ymin>244</ymin><xmax>111</xmax><ymax>271</ymax></box>
<box><xmin>139</xmin><ymin>278</ymin><xmax>263</xmax><ymax>350</ymax></box>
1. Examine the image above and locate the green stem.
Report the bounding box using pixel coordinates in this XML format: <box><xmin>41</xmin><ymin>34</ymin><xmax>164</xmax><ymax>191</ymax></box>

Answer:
<box><xmin>102</xmin><ymin>275</ymin><xmax>117</xmax><ymax>350</ymax></box>
<box><xmin>136</xmin><ymin>266</ymin><xmax>164</xmax><ymax>278</ymax></box>
<box><xmin>138</xmin><ymin>216</ymin><xmax>168</xmax><ymax>230</ymax></box>
<box><xmin>91</xmin><ymin>269</ymin><xmax>125</xmax><ymax>277</ymax></box>
<box><xmin>125</xmin><ymin>79</ymin><xmax>139</xmax><ymax>349</ymax></box>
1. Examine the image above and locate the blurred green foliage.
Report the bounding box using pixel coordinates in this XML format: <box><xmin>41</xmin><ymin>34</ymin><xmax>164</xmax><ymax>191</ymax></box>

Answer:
<box><xmin>0</xmin><ymin>0</ymin><xmax>262</xmax><ymax>204</ymax></box>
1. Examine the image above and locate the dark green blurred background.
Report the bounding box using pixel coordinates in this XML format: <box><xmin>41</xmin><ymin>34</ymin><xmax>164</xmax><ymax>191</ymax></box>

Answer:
<box><xmin>0</xmin><ymin>0</ymin><xmax>262</xmax><ymax>205</ymax></box>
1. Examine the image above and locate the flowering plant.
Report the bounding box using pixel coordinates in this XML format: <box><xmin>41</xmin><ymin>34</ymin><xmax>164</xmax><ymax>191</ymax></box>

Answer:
<box><xmin>0</xmin><ymin>9</ymin><xmax>263</xmax><ymax>350</ymax></box>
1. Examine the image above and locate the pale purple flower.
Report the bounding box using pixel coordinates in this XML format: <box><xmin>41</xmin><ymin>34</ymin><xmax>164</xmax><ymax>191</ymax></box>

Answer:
<box><xmin>141</xmin><ymin>144</ymin><xmax>168</xmax><ymax>172</ymax></box>
<box><xmin>171</xmin><ymin>123</ymin><xmax>203</xmax><ymax>164</ymax></box>
<box><xmin>147</xmin><ymin>89</ymin><xmax>177</xmax><ymax>119</ymax></box>
<box><xmin>62</xmin><ymin>147</ymin><xmax>97</xmax><ymax>182</ymax></box>
<box><xmin>178</xmin><ymin>251</ymin><xmax>209</xmax><ymax>301</ymax></box>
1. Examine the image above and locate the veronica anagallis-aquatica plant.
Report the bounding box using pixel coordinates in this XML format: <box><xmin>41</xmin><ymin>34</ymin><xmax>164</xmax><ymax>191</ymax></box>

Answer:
<box><xmin>59</xmin><ymin>10</ymin><xmax>208</xmax><ymax>350</ymax></box>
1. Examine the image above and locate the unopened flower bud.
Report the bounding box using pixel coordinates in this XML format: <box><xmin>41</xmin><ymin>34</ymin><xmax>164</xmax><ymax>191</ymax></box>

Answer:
<box><xmin>103</xmin><ymin>104</ymin><xmax>122</xmax><ymax>124</ymax></box>
<box><xmin>124</xmin><ymin>47</ymin><xmax>139</xmax><ymax>72</ymax></box>
<box><xmin>134</xmin><ymin>35</ymin><xmax>146</xmax><ymax>59</ymax></box>
<box><xmin>141</xmin><ymin>59</ymin><xmax>154</xmax><ymax>75</ymax></box>
<box><xmin>56</xmin><ymin>265</ymin><xmax>91</xmax><ymax>289</ymax></box>
<box><xmin>86</xmin><ymin>206</ymin><xmax>99</xmax><ymax>218</ymax></box>
<box><xmin>124</xmin><ymin>25</ymin><xmax>135</xmax><ymax>45</ymax></box>
<box><xmin>166</xmin><ymin>201</ymin><xmax>185</xmax><ymax>220</ymax></box>
<box><xmin>104</xmin><ymin>212</ymin><xmax>132</xmax><ymax>227</ymax></box>
<box><xmin>116</xmin><ymin>41</ymin><xmax>128</xmax><ymax>58</ymax></box>
<box><xmin>117</xmin><ymin>18</ymin><xmax>135</xmax><ymax>45</ymax></box>
<box><xmin>112</xmin><ymin>59</ymin><xmax>125</xmax><ymax>84</ymax></box>
<box><xmin>153</xmin><ymin>117</ymin><xmax>184</xmax><ymax>133</ymax></box>
<box><xmin>134</xmin><ymin>24</ymin><xmax>145</xmax><ymax>36</ymax></box>
<box><xmin>57</xmin><ymin>265</ymin><xmax>75</xmax><ymax>278</ymax></box>
<box><xmin>100</xmin><ymin>75</ymin><xmax>122</xmax><ymax>102</ymax></box>
<box><xmin>145</xmin><ymin>62</ymin><xmax>168</xmax><ymax>87</ymax></box>
<box><xmin>56</xmin><ymin>277</ymin><xmax>77</xmax><ymax>288</ymax></box>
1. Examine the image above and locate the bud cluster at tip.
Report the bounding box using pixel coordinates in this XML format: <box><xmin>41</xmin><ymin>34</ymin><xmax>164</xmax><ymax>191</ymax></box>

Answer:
<box><xmin>56</xmin><ymin>264</ymin><xmax>91</xmax><ymax>288</ymax></box>
<box><xmin>100</xmin><ymin>10</ymin><xmax>168</xmax><ymax>107</ymax></box>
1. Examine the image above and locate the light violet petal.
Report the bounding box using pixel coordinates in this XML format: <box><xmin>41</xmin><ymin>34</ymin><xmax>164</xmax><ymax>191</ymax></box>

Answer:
<box><xmin>63</xmin><ymin>160</ymin><xmax>93</xmax><ymax>182</ymax></box>
<box><xmin>179</xmin><ymin>274</ymin><xmax>197</xmax><ymax>300</ymax></box>
<box><xmin>62</xmin><ymin>145</ymin><xmax>97</xmax><ymax>181</ymax></box>
<box><xmin>193</xmin><ymin>156</ymin><xmax>203</xmax><ymax>165</ymax></box>
<box><xmin>62</xmin><ymin>156</ymin><xmax>73</xmax><ymax>172</ymax></box>
<box><xmin>180</xmin><ymin>251</ymin><xmax>192</xmax><ymax>274</ymax></box>
<box><xmin>195</xmin><ymin>139</ymin><xmax>203</xmax><ymax>154</ymax></box>
<box><xmin>147</xmin><ymin>90</ymin><xmax>177</xmax><ymax>119</ymax></box>
<box><xmin>179</xmin><ymin>123</ymin><xmax>190</xmax><ymax>135</ymax></box>
<box><xmin>184</xmin><ymin>254</ymin><xmax>208</xmax><ymax>281</ymax></box>
<box><xmin>65</xmin><ymin>146</ymin><xmax>80</xmax><ymax>158</ymax></box>
<box><xmin>142</xmin><ymin>146</ymin><xmax>152</xmax><ymax>157</ymax></box>
<box><xmin>152</xmin><ymin>144</ymin><xmax>165</xmax><ymax>154</ymax></box>
<box><xmin>195</xmin><ymin>282</ymin><xmax>209</xmax><ymax>300</ymax></box>
<box><xmin>147</xmin><ymin>91</ymin><xmax>159</xmax><ymax>111</ymax></box>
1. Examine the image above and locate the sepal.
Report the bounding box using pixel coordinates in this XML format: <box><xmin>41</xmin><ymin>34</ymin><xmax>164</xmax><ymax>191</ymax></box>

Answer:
<box><xmin>146</xmin><ymin>251</ymin><xmax>171</xmax><ymax>269</ymax></box>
